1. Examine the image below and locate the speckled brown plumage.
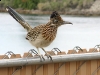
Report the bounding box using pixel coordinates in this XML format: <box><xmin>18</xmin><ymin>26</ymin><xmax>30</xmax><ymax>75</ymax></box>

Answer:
<box><xmin>26</xmin><ymin>23</ymin><xmax>57</xmax><ymax>42</ymax></box>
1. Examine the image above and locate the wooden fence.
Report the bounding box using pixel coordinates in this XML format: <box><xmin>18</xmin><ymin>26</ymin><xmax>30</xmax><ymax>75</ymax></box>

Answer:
<box><xmin>1</xmin><ymin>47</ymin><xmax>100</xmax><ymax>75</ymax></box>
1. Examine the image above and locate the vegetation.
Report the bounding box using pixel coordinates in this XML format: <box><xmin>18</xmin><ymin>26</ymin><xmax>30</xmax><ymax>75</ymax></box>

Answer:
<box><xmin>0</xmin><ymin>0</ymin><xmax>39</xmax><ymax>9</ymax></box>
<box><xmin>37</xmin><ymin>0</ymin><xmax>95</xmax><ymax>11</ymax></box>
<box><xmin>12</xmin><ymin>0</ymin><xmax>39</xmax><ymax>9</ymax></box>
<box><xmin>0</xmin><ymin>0</ymin><xmax>95</xmax><ymax>10</ymax></box>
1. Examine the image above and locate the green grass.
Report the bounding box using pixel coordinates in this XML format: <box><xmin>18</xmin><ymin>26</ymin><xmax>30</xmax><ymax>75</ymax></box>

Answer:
<box><xmin>0</xmin><ymin>0</ymin><xmax>95</xmax><ymax>10</ymax></box>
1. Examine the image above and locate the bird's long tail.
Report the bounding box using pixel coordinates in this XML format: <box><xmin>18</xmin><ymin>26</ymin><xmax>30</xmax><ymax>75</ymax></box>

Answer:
<box><xmin>6</xmin><ymin>6</ymin><xmax>32</xmax><ymax>31</ymax></box>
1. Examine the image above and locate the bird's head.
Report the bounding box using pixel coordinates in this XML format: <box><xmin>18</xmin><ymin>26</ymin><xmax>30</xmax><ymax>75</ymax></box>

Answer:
<box><xmin>50</xmin><ymin>11</ymin><xmax>72</xmax><ymax>26</ymax></box>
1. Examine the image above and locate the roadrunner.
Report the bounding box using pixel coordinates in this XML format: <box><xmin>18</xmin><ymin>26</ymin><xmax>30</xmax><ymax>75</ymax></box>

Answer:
<box><xmin>6</xmin><ymin>6</ymin><xmax>72</xmax><ymax>61</ymax></box>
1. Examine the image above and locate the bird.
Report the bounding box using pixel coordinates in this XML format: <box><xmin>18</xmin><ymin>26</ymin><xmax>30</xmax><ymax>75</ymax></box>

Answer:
<box><xmin>6</xmin><ymin>6</ymin><xmax>72</xmax><ymax>61</ymax></box>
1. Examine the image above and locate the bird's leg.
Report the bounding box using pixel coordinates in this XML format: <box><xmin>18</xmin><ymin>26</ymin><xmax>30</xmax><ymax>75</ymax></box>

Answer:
<box><xmin>41</xmin><ymin>48</ymin><xmax>52</xmax><ymax>61</ymax></box>
<box><xmin>37</xmin><ymin>48</ymin><xmax>45</xmax><ymax>61</ymax></box>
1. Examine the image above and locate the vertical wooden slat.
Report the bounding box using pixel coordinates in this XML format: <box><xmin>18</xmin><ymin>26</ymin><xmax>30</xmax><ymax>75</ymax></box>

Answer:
<box><xmin>89</xmin><ymin>48</ymin><xmax>98</xmax><ymax>75</ymax></box>
<box><xmin>31</xmin><ymin>65</ymin><xmax>36</xmax><ymax>75</ymax></box>
<box><xmin>46</xmin><ymin>51</ymin><xmax>56</xmax><ymax>75</ymax></box>
<box><xmin>26</xmin><ymin>65</ymin><xmax>32</xmax><ymax>75</ymax></box>
<box><xmin>45</xmin><ymin>51</ymin><xmax>55</xmax><ymax>56</ymax></box>
<box><xmin>68</xmin><ymin>50</ymin><xmax>77</xmax><ymax>75</ymax></box>
<box><xmin>0</xmin><ymin>55</ymin><xmax>9</xmax><ymax>75</ymax></box>
<box><xmin>97</xmin><ymin>49</ymin><xmax>100</xmax><ymax>75</ymax></box>
<box><xmin>48</xmin><ymin>63</ymin><xmax>54</xmax><ymax>75</ymax></box>
<box><xmin>43</xmin><ymin>64</ymin><xmax>48</xmax><ymax>75</ymax></box>
<box><xmin>80</xmin><ymin>49</ymin><xmax>87</xmax><ymax>75</ymax></box>
<box><xmin>10</xmin><ymin>54</ymin><xmax>21</xmax><ymax>75</ymax></box>
<box><xmin>86</xmin><ymin>48</ymin><xmax>98</xmax><ymax>75</ymax></box>
<box><xmin>89</xmin><ymin>48</ymin><xmax>98</xmax><ymax>52</ymax></box>
<box><xmin>20</xmin><ymin>66</ymin><xmax>26</xmax><ymax>75</ymax></box>
<box><xmin>86</xmin><ymin>48</ymin><xmax>97</xmax><ymax>75</ymax></box>
<box><xmin>23</xmin><ymin>52</ymin><xmax>34</xmax><ymax>75</ymax></box>
<box><xmin>25</xmin><ymin>53</ymin><xmax>33</xmax><ymax>75</ymax></box>
<box><xmin>70</xmin><ymin>61</ymin><xmax>76</xmax><ymax>75</ymax></box>
<box><xmin>0</xmin><ymin>67</ymin><xmax>9</xmax><ymax>75</ymax></box>
<box><xmin>77</xmin><ymin>49</ymin><xmax>87</xmax><ymax>75</ymax></box>
<box><xmin>57</xmin><ymin>51</ymin><xmax>66</xmax><ymax>55</ymax></box>
<box><xmin>91</xmin><ymin>60</ymin><xmax>98</xmax><ymax>75</ymax></box>
<box><xmin>59</xmin><ymin>63</ymin><xmax>65</xmax><ymax>75</ymax></box>
<box><xmin>97</xmin><ymin>59</ymin><xmax>100</xmax><ymax>75</ymax></box>
<box><xmin>20</xmin><ymin>52</ymin><xmax>30</xmax><ymax>75</ymax></box>
<box><xmin>65</xmin><ymin>62</ymin><xmax>70</xmax><ymax>75</ymax></box>
<box><xmin>0</xmin><ymin>55</ymin><xmax>9</xmax><ymax>59</ymax></box>
<box><xmin>54</xmin><ymin>63</ymin><xmax>59</xmax><ymax>75</ymax></box>
<box><xmin>36</xmin><ymin>65</ymin><xmax>43</xmax><ymax>75</ymax></box>
<box><xmin>57</xmin><ymin>51</ymin><xmax>66</xmax><ymax>75</ymax></box>
<box><xmin>80</xmin><ymin>61</ymin><xmax>86</xmax><ymax>75</ymax></box>
<box><xmin>86</xmin><ymin>60</ymin><xmax>91</xmax><ymax>75</ymax></box>
<box><xmin>67</xmin><ymin>50</ymin><xmax>77</xmax><ymax>54</ymax></box>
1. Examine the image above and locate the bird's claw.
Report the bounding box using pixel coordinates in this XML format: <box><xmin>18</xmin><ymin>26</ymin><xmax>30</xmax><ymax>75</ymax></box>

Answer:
<box><xmin>41</xmin><ymin>55</ymin><xmax>45</xmax><ymax>61</ymax></box>
<box><xmin>39</xmin><ymin>55</ymin><xmax>45</xmax><ymax>62</ymax></box>
<box><xmin>46</xmin><ymin>54</ymin><xmax>52</xmax><ymax>61</ymax></box>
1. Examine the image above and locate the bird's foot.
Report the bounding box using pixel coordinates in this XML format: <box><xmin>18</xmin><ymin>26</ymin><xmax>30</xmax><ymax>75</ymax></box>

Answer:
<box><xmin>38</xmin><ymin>54</ymin><xmax>45</xmax><ymax>62</ymax></box>
<box><xmin>46</xmin><ymin>53</ymin><xmax>52</xmax><ymax>61</ymax></box>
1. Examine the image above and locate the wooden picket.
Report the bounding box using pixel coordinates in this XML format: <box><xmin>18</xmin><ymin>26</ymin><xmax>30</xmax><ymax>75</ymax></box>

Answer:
<box><xmin>1</xmin><ymin>48</ymin><xmax>100</xmax><ymax>75</ymax></box>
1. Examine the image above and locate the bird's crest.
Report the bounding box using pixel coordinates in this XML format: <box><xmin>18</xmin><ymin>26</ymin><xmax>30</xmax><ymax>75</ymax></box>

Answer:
<box><xmin>50</xmin><ymin>11</ymin><xmax>63</xmax><ymax>22</ymax></box>
<box><xmin>50</xmin><ymin>11</ymin><xmax>59</xmax><ymax>18</ymax></box>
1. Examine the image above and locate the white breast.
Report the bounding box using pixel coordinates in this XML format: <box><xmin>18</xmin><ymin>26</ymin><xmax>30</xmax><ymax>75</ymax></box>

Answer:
<box><xmin>28</xmin><ymin>34</ymin><xmax>54</xmax><ymax>48</ymax></box>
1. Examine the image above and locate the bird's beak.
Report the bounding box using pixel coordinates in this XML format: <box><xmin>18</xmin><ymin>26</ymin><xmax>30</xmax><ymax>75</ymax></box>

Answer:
<box><xmin>63</xmin><ymin>21</ymin><xmax>73</xmax><ymax>25</ymax></box>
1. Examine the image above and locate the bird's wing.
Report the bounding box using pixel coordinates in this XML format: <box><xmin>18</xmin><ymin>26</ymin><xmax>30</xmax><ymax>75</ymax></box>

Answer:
<box><xmin>26</xmin><ymin>25</ymin><xmax>44</xmax><ymax>41</ymax></box>
<box><xmin>6</xmin><ymin>6</ymin><xmax>32</xmax><ymax>31</ymax></box>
